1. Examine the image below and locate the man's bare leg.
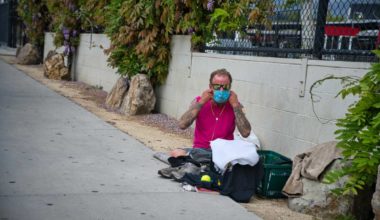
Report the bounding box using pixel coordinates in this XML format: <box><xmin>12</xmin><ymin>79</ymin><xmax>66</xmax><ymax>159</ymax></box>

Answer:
<box><xmin>170</xmin><ymin>149</ymin><xmax>187</xmax><ymax>157</ymax></box>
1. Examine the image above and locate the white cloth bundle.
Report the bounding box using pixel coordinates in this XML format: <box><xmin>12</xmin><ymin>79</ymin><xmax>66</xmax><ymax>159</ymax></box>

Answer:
<box><xmin>211</xmin><ymin>138</ymin><xmax>259</xmax><ymax>172</ymax></box>
<box><xmin>233</xmin><ymin>131</ymin><xmax>261</xmax><ymax>148</ymax></box>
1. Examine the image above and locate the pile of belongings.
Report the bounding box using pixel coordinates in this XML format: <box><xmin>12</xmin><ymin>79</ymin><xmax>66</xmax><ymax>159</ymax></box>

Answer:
<box><xmin>157</xmin><ymin>139</ymin><xmax>264</xmax><ymax>203</ymax></box>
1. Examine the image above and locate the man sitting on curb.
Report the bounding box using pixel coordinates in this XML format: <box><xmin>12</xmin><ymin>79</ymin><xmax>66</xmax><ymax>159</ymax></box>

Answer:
<box><xmin>158</xmin><ymin>68</ymin><xmax>252</xmax><ymax>179</ymax></box>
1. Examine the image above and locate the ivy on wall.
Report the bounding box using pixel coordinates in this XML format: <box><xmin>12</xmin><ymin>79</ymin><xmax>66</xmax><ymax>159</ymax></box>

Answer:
<box><xmin>79</xmin><ymin>0</ymin><xmax>110</xmax><ymax>33</ymax></box>
<box><xmin>45</xmin><ymin>0</ymin><xmax>109</xmax><ymax>53</ymax></box>
<box><xmin>104</xmin><ymin>0</ymin><xmax>273</xmax><ymax>85</ymax></box>
<box><xmin>17</xmin><ymin>0</ymin><xmax>272</xmax><ymax>84</ymax></box>
<box><xmin>46</xmin><ymin>0</ymin><xmax>81</xmax><ymax>55</ymax></box>
<box><xmin>104</xmin><ymin>0</ymin><xmax>172</xmax><ymax>85</ymax></box>
<box><xmin>17</xmin><ymin>0</ymin><xmax>49</xmax><ymax>48</ymax></box>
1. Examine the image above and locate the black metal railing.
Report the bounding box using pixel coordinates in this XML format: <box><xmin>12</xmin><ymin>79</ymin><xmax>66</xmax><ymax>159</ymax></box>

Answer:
<box><xmin>0</xmin><ymin>0</ymin><xmax>24</xmax><ymax>48</ymax></box>
<box><xmin>204</xmin><ymin>0</ymin><xmax>380</xmax><ymax>62</ymax></box>
<box><xmin>0</xmin><ymin>1</ymin><xmax>10</xmax><ymax>46</ymax></box>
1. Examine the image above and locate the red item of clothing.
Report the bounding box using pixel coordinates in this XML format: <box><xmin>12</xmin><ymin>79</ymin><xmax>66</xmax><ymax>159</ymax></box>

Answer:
<box><xmin>193</xmin><ymin>96</ymin><xmax>235</xmax><ymax>149</ymax></box>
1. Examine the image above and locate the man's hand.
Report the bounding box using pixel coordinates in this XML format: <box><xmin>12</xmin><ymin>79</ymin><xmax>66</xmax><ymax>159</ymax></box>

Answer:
<box><xmin>199</xmin><ymin>89</ymin><xmax>213</xmax><ymax>105</ymax></box>
<box><xmin>229</xmin><ymin>90</ymin><xmax>240</xmax><ymax>108</ymax></box>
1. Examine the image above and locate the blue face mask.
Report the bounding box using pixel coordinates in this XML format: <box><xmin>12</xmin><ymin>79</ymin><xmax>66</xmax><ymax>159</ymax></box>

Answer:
<box><xmin>213</xmin><ymin>90</ymin><xmax>230</xmax><ymax>104</ymax></box>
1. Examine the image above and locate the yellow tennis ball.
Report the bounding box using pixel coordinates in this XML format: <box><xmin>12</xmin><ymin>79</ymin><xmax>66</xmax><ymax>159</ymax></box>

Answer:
<box><xmin>201</xmin><ymin>175</ymin><xmax>211</xmax><ymax>182</ymax></box>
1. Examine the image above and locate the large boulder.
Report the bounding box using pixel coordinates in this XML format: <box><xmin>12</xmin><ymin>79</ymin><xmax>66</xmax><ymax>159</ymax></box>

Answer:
<box><xmin>16</xmin><ymin>43</ymin><xmax>40</xmax><ymax>65</ymax></box>
<box><xmin>289</xmin><ymin>160</ymin><xmax>376</xmax><ymax>219</ymax></box>
<box><xmin>120</xmin><ymin>74</ymin><xmax>155</xmax><ymax>115</ymax></box>
<box><xmin>288</xmin><ymin>160</ymin><xmax>355</xmax><ymax>219</ymax></box>
<box><xmin>43</xmin><ymin>51</ymin><xmax>70</xmax><ymax>80</ymax></box>
<box><xmin>105</xmin><ymin>76</ymin><xmax>130</xmax><ymax>110</ymax></box>
<box><xmin>373</xmin><ymin>165</ymin><xmax>380</xmax><ymax>220</ymax></box>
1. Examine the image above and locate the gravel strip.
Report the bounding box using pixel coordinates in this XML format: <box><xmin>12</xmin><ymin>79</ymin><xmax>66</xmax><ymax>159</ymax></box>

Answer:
<box><xmin>132</xmin><ymin>113</ymin><xmax>194</xmax><ymax>139</ymax></box>
<box><xmin>61</xmin><ymin>81</ymin><xmax>193</xmax><ymax>139</ymax></box>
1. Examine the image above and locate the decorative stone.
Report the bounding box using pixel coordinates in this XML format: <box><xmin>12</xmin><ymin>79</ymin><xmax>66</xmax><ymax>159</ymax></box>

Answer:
<box><xmin>45</xmin><ymin>50</ymin><xmax>57</xmax><ymax>60</ymax></box>
<box><xmin>120</xmin><ymin>74</ymin><xmax>156</xmax><ymax>115</ymax></box>
<box><xmin>288</xmin><ymin>160</ymin><xmax>354</xmax><ymax>219</ymax></box>
<box><xmin>16</xmin><ymin>46</ymin><xmax>22</xmax><ymax>57</ymax></box>
<box><xmin>16</xmin><ymin>43</ymin><xmax>40</xmax><ymax>65</ymax></box>
<box><xmin>105</xmin><ymin>76</ymin><xmax>130</xmax><ymax>110</ymax></box>
<box><xmin>43</xmin><ymin>51</ymin><xmax>70</xmax><ymax>80</ymax></box>
<box><xmin>372</xmin><ymin>165</ymin><xmax>380</xmax><ymax>220</ymax></box>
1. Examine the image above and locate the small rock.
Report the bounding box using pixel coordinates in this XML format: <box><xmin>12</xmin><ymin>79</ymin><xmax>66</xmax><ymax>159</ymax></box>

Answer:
<box><xmin>105</xmin><ymin>76</ymin><xmax>130</xmax><ymax>110</ymax></box>
<box><xmin>45</xmin><ymin>50</ymin><xmax>57</xmax><ymax>60</ymax></box>
<box><xmin>120</xmin><ymin>74</ymin><xmax>156</xmax><ymax>115</ymax></box>
<box><xmin>43</xmin><ymin>51</ymin><xmax>70</xmax><ymax>80</ymax></box>
<box><xmin>16</xmin><ymin>46</ymin><xmax>22</xmax><ymax>57</ymax></box>
<box><xmin>16</xmin><ymin>43</ymin><xmax>40</xmax><ymax>65</ymax></box>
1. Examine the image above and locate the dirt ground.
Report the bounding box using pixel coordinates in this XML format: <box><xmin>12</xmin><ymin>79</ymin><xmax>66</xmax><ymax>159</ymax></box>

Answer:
<box><xmin>0</xmin><ymin>55</ymin><xmax>315</xmax><ymax>220</ymax></box>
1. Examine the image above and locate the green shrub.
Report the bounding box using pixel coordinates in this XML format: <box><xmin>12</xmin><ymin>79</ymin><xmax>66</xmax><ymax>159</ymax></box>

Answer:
<box><xmin>105</xmin><ymin>0</ymin><xmax>272</xmax><ymax>85</ymax></box>
<box><xmin>323</xmin><ymin>50</ymin><xmax>380</xmax><ymax>195</ymax></box>
<box><xmin>17</xmin><ymin>0</ymin><xmax>49</xmax><ymax>47</ymax></box>
<box><xmin>104</xmin><ymin>0</ymin><xmax>172</xmax><ymax>85</ymax></box>
<box><xmin>46</xmin><ymin>0</ymin><xmax>81</xmax><ymax>55</ymax></box>
<box><xmin>18</xmin><ymin>0</ymin><xmax>273</xmax><ymax>85</ymax></box>
<box><xmin>79</xmin><ymin>0</ymin><xmax>110</xmax><ymax>32</ymax></box>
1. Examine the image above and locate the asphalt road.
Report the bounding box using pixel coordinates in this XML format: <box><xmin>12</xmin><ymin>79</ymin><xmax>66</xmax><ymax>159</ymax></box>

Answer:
<box><xmin>0</xmin><ymin>59</ymin><xmax>261</xmax><ymax>220</ymax></box>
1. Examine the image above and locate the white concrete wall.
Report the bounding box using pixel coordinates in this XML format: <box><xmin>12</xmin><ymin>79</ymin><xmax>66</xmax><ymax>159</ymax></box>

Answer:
<box><xmin>44</xmin><ymin>33</ymin><xmax>119</xmax><ymax>92</ymax></box>
<box><xmin>44</xmin><ymin>33</ymin><xmax>64</xmax><ymax>58</ymax></box>
<box><xmin>156</xmin><ymin>35</ymin><xmax>371</xmax><ymax>158</ymax></box>
<box><xmin>74</xmin><ymin>34</ymin><xmax>119</xmax><ymax>92</ymax></box>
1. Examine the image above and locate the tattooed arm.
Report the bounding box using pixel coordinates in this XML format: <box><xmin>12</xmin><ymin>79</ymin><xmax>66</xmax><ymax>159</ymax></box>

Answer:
<box><xmin>178</xmin><ymin>102</ymin><xmax>203</xmax><ymax>129</ymax></box>
<box><xmin>178</xmin><ymin>89</ymin><xmax>213</xmax><ymax>129</ymax></box>
<box><xmin>229</xmin><ymin>91</ymin><xmax>251</xmax><ymax>137</ymax></box>
<box><xmin>233</xmin><ymin>105</ymin><xmax>252</xmax><ymax>137</ymax></box>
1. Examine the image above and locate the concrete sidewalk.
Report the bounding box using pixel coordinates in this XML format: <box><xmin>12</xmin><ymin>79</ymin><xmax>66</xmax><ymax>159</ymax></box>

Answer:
<box><xmin>0</xmin><ymin>46</ymin><xmax>17</xmax><ymax>56</ymax></box>
<box><xmin>0</xmin><ymin>59</ymin><xmax>261</xmax><ymax>220</ymax></box>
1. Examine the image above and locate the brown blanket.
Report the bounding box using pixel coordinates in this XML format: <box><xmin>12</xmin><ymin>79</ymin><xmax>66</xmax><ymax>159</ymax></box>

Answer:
<box><xmin>282</xmin><ymin>141</ymin><xmax>342</xmax><ymax>197</ymax></box>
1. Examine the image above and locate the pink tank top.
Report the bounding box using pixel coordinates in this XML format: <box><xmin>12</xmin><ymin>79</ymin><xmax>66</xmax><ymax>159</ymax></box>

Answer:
<box><xmin>193</xmin><ymin>97</ymin><xmax>235</xmax><ymax>149</ymax></box>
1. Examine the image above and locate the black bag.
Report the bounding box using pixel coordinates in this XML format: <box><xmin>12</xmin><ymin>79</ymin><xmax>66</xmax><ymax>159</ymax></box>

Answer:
<box><xmin>220</xmin><ymin>159</ymin><xmax>264</xmax><ymax>203</ymax></box>
<box><xmin>168</xmin><ymin>156</ymin><xmax>201</xmax><ymax>167</ymax></box>
<box><xmin>180</xmin><ymin>161</ymin><xmax>223</xmax><ymax>190</ymax></box>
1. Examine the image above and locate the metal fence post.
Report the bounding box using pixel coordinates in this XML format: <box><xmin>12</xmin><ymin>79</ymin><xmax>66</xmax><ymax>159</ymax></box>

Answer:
<box><xmin>7</xmin><ymin>0</ymin><xmax>12</xmax><ymax>47</ymax></box>
<box><xmin>7</xmin><ymin>0</ymin><xmax>18</xmax><ymax>48</ymax></box>
<box><xmin>312</xmin><ymin>0</ymin><xmax>329</xmax><ymax>59</ymax></box>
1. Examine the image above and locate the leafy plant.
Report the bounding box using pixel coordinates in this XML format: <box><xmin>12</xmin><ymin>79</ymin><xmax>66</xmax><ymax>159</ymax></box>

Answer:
<box><xmin>104</xmin><ymin>0</ymin><xmax>172</xmax><ymax>85</ymax></box>
<box><xmin>178</xmin><ymin>0</ymin><xmax>273</xmax><ymax>49</ymax></box>
<box><xmin>79</xmin><ymin>0</ymin><xmax>110</xmax><ymax>33</ymax></box>
<box><xmin>46</xmin><ymin>0</ymin><xmax>108</xmax><ymax>53</ymax></box>
<box><xmin>104</xmin><ymin>0</ymin><xmax>273</xmax><ymax>85</ymax></box>
<box><xmin>323</xmin><ymin>50</ymin><xmax>380</xmax><ymax>195</ymax></box>
<box><xmin>46</xmin><ymin>0</ymin><xmax>81</xmax><ymax>55</ymax></box>
<box><xmin>17</xmin><ymin>0</ymin><xmax>49</xmax><ymax>48</ymax></box>
<box><xmin>335</xmin><ymin>214</ymin><xmax>356</xmax><ymax>220</ymax></box>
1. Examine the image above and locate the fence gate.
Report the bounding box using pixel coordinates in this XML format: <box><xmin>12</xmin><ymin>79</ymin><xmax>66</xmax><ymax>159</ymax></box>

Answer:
<box><xmin>0</xmin><ymin>0</ymin><xmax>24</xmax><ymax>48</ymax></box>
